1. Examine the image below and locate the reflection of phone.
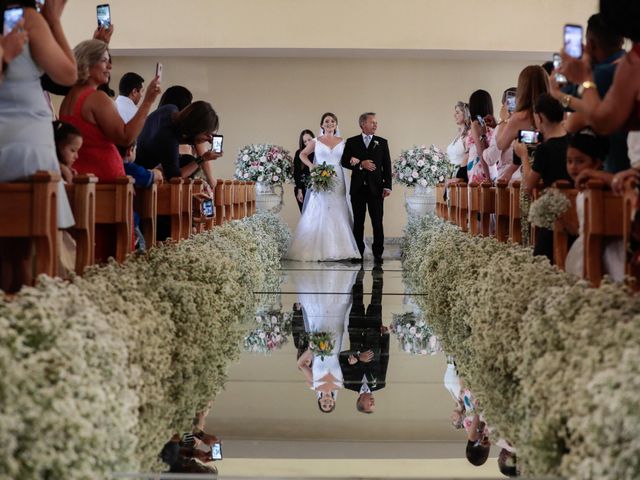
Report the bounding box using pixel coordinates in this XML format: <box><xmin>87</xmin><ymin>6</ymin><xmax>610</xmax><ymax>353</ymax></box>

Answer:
<box><xmin>564</xmin><ymin>24</ymin><xmax>583</xmax><ymax>59</ymax></box>
<box><xmin>96</xmin><ymin>4</ymin><xmax>110</xmax><ymax>29</ymax></box>
<box><xmin>3</xmin><ymin>6</ymin><xmax>24</xmax><ymax>35</ymax></box>
<box><xmin>506</xmin><ymin>91</ymin><xmax>516</xmax><ymax>114</ymax></box>
<box><xmin>211</xmin><ymin>442</ymin><xmax>223</xmax><ymax>460</ymax></box>
<box><xmin>155</xmin><ymin>62</ymin><xmax>163</xmax><ymax>82</ymax></box>
<box><xmin>553</xmin><ymin>53</ymin><xmax>568</xmax><ymax>85</ymax></box>
<box><xmin>211</xmin><ymin>135</ymin><xmax>224</xmax><ymax>154</ymax></box>
<box><xmin>201</xmin><ymin>199</ymin><xmax>214</xmax><ymax>218</ymax></box>
<box><xmin>518</xmin><ymin>129</ymin><xmax>541</xmax><ymax>145</ymax></box>
<box><xmin>476</xmin><ymin>115</ymin><xmax>485</xmax><ymax>128</ymax></box>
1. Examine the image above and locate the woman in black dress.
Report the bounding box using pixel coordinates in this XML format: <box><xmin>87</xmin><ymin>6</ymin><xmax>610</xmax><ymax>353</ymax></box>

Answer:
<box><xmin>293</xmin><ymin>129</ymin><xmax>315</xmax><ymax>212</ymax></box>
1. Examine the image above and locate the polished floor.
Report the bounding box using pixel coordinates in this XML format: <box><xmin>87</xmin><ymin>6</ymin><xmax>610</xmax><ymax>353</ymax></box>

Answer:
<box><xmin>207</xmin><ymin>252</ymin><xmax>505</xmax><ymax>479</ymax></box>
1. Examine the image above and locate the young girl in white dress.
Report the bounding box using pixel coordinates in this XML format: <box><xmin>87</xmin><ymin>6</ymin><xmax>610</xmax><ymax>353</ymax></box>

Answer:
<box><xmin>287</xmin><ymin>113</ymin><xmax>361</xmax><ymax>262</ymax></box>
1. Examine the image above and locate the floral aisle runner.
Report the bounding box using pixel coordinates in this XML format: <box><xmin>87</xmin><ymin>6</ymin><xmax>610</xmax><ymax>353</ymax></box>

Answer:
<box><xmin>401</xmin><ymin>215</ymin><xmax>640</xmax><ymax>480</ymax></box>
<box><xmin>0</xmin><ymin>212</ymin><xmax>290</xmax><ymax>479</ymax></box>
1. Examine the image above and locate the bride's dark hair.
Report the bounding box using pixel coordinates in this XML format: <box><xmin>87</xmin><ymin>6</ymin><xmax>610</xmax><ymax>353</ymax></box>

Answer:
<box><xmin>320</xmin><ymin>112</ymin><xmax>338</xmax><ymax>134</ymax></box>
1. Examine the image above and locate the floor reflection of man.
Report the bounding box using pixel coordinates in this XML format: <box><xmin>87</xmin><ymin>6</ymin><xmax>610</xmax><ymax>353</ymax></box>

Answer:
<box><xmin>340</xmin><ymin>266</ymin><xmax>389</xmax><ymax>414</ymax></box>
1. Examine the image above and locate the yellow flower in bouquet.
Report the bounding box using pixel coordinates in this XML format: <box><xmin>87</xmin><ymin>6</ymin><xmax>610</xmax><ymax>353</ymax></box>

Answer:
<box><xmin>307</xmin><ymin>162</ymin><xmax>337</xmax><ymax>192</ymax></box>
<box><xmin>308</xmin><ymin>332</ymin><xmax>334</xmax><ymax>360</ymax></box>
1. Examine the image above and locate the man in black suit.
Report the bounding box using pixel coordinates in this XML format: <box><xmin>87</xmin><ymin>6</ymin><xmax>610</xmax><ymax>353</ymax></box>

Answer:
<box><xmin>340</xmin><ymin>266</ymin><xmax>389</xmax><ymax>414</ymax></box>
<box><xmin>341</xmin><ymin>113</ymin><xmax>392</xmax><ymax>264</ymax></box>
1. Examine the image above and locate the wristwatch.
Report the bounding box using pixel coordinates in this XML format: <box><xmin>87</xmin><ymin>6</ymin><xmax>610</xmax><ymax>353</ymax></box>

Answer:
<box><xmin>577</xmin><ymin>80</ymin><xmax>597</xmax><ymax>97</ymax></box>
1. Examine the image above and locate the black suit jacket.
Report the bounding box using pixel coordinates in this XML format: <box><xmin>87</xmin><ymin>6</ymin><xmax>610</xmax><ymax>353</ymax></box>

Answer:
<box><xmin>341</xmin><ymin>134</ymin><xmax>392</xmax><ymax>196</ymax></box>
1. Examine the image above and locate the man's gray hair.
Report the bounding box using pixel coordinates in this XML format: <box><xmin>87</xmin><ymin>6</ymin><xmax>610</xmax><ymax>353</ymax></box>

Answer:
<box><xmin>359</xmin><ymin>112</ymin><xmax>376</xmax><ymax>127</ymax></box>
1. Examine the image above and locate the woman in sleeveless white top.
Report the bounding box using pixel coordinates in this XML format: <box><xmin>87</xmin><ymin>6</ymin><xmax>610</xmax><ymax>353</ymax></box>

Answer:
<box><xmin>287</xmin><ymin>114</ymin><xmax>360</xmax><ymax>261</ymax></box>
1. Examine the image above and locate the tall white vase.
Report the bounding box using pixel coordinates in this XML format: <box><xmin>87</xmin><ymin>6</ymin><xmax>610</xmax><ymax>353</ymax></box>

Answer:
<box><xmin>405</xmin><ymin>184</ymin><xmax>436</xmax><ymax>218</ymax></box>
<box><xmin>255</xmin><ymin>181</ymin><xmax>283</xmax><ymax>213</ymax></box>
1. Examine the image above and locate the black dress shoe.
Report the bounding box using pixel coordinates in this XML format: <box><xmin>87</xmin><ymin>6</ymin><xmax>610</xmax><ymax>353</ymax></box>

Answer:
<box><xmin>374</xmin><ymin>256</ymin><xmax>384</xmax><ymax>265</ymax></box>
<box><xmin>350</xmin><ymin>257</ymin><xmax>363</xmax><ymax>264</ymax></box>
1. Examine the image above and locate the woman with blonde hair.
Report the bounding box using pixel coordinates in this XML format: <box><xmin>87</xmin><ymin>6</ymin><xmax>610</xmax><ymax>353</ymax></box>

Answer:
<box><xmin>447</xmin><ymin>101</ymin><xmax>471</xmax><ymax>181</ymax></box>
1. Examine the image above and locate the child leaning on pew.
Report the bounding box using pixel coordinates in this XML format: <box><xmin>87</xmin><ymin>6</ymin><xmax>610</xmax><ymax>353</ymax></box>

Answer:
<box><xmin>561</xmin><ymin>130</ymin><xmax>624</xmax><ymax>281</ymax></box>
<box><xmin>117</xmin><ymin>144</ymin><xmax>163</xmax><ymax>251</ymax></box>
<box><xmin>52</xmin><ymin>121</ymin><xmax>82</xmax><ymax>276</ymax></box>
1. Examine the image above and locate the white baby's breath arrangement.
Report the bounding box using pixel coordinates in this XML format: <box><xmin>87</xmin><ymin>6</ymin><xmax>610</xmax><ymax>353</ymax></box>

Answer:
<box><xmin>234</xmin><ymin>144</ymin><xmax>293</xmax><ymax>185</ymax></box>
<box><xmin>402</xmin><ymin>214</ymin><xmax>640</xmax><ymax>479</ymax></box>
<box><xmin>393</xmin><ymin>145</ymin><xmax>452</xmax><ymax>187</ymax></box>
<box><xmin>528</xmin><ymin>188</ymin><xmax>571</xmax><ymax>229</ymax></box>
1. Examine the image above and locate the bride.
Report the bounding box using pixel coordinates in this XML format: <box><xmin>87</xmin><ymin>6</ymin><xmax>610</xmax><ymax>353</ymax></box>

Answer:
<box><xmin>287</xmin><ymin>113</ymin><xmax>361</xmax><ymax>261</ymax></box>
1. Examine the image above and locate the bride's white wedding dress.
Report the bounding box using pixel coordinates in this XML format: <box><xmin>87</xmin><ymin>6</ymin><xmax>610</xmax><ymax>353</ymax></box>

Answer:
<box><xmin>287</xmin><ymin>139</ymin><xmax>361</xmax><ymax>261</ymax></box>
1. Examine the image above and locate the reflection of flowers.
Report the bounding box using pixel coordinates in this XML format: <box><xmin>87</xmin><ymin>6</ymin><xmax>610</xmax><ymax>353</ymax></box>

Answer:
<box><xmin>243</xmin><ymin>311</ymin><xmax>293</xmax><ymax>354</ymax></box>
<box><xmin>390</xmin><ymin>312</ymin><xmax>442</xmax><ymax>355</ymax></box>
<box><xmin>307</xmin><ymin>332</ymin><xmax>335</xmax><ymax>360</ymax></box>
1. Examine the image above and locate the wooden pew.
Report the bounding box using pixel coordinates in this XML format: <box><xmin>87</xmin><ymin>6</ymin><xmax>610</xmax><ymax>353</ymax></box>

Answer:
<box><xmin>224</xmin><ymin>180</ymin><xmax>234</xmax><ymax>223</ymax></box>
<box><xmin>191</xmin><ymin>179</ymin><xmax>205</xmax><ymax>234</ymax></box>
<box><xmin>448</xmin><ymin>180</ymin><xmax>459</xmax><ymax>226</ymax></box>
<box><xmin>0</xmin><ymin>170</ymin><xmax>59</xmax><ymax>279</ymax></box>
<box><xmin>435</xmin><ymin>184</ymin><xmax>444</xmax><ymax>219</ymax></box>
<box><xmin>233</xmin><ymin>180</ymin><xmax>245</xmax><ymax>220</ymax></box>
<box><xmin>180</xmin><ymin>179</ymin><xmax>194</xmax><ymax>240</ymax></box>
<box><xmin>65</xmin><ymin>174</ymin><xmax>97</xmax><ymax>274</ymax></box>
<box><xmin>551</xmin><ymin>180</ymin><xmax>578</xmax><ymax>272</ymax></box>
<box><xmin>494</xmin><ymin>180</ymin><xmax>510</xmax><ymax>243</ymax></box>
<box><xmin>468</xmin><ymin>182</ymin><xmax>480</xmax><ymax>235</ymax></box>
<box><xmin>622</xmin><ymin>178</ymin><xmax>640</xmax><ymax>286</ymax></box>
<box><xmin>509</xmin><ymin>181</ymin><xmax>522</xmax><ymax>245</ymax></box>
<box><xmin>157</xmin><ymin>178</ymin><xmax>183</xmax><ymax>241</ymax></box>
<box><xmin>456</xmin><ymin>182</ymin><xmax>468</xmax><ymax>232</ymax></box>
<box><xmin>214</xmin><ymin>180</ymin><xmax>226</xmax><ymax>225</ymax></box>
<box><xmin>95</xmin><ymin>176</ymin><xmax>135</xmax><ymax>263</ymax></box>
<box><xmin>479</xmin><ymin>181</ymin><xmax>495</xmax><ymax>237</ymax></box>
<box><xmin>247</xmin><ymin>181</ymin><xmax>256</xmax><ymax>216</ymax></box>
<box><xmin>134</xmin><ymin>177</ymin><xmax>160</xmax><ymax>249</ymax></box>
<box><xmin>583</xmin><ymin>179</ymin><xmax>623</xmax><ymax>287</ymax></box>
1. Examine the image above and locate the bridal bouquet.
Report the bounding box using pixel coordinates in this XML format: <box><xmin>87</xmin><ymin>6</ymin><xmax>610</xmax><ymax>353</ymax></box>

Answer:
<box><xmin>307</xmin><ymin>331</ymin><xmax>335</xmax><ymax>360</ymax></box>
<box><xmin>235</xmin><ymin>144</ymin><xmax>293</xmax><ymax>185</ymax></box>
<box><xmin>243</xmin><ymin>310</ymin><xmax>293</xmax><ymax>354</ymax></box>
<box><xmin>393</xmin><ymin>145</ymin><xmax>452</xmax><ymax>187</ymax></box>
<box><xmin>307</xmin><ymin>162</ymin><xmax>337</xmax><ymax>192</ymax></box>
<box><xmin>390</xmin><ymin>312</ymin><xmax>442</xmax><ymax>355</ymax></box>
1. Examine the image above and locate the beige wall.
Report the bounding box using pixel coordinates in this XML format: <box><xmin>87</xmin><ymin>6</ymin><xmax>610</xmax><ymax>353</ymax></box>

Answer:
<box><xmin>109</xmin><ymin>55</ymin><xmax>533</xmax><ymax>236</ymax></box>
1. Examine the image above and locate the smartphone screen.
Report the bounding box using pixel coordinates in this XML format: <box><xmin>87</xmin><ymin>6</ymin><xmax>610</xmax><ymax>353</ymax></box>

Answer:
<box><xmin>553</xmin><ymin>53</ymin><xmax>568</xmax><ymax>85</ymax></box>
<box><xmin>211</xmin><ymin>135</ymin><xmax>224</xmax><ymax>154</ymax></box>
<box><xmin>564</xmin><ymin>24</ymin><xmax>583</xmax><ymax>58</ymax></box>
<box><xmin>201</xmin><ymin>199</ymin><xmax>214</xmax><ymax>218</ymax></box>
<box><xmin>476</xmin><ymin>115</ymin><xmax>485</xmax><ymax>128</ymax></box>
<box><xmin>506</xmin><ymin>92</ymin><xmax>516</xmax><ymax>114</ymax></box>
<box><xmin>155</xmin><ymin>62</ymin><xmax>163</xmax><ymax>82</ymax></box>
<box><xmin>96</xmin><ymin>4</ymin><xmax>111</xmax><ymax>29</ymax></box>
<box><xmin>211</xmin><ymin>442</ymin><xmax>223</xmax><ymax>460</ymax></box>
<box><xmin>35</xmin><ymin>0</ymin><xmax>45</xmax><ymax>13</ymax></box>
<box><xmin>518</xmin><ymin>130</ymin><xmax>540</xmax><ymax>145</ymax></box>
<box><xmin>3</xmin><ymin>6</ymin><xmax>24</xmax><ymax>35</ymax></box>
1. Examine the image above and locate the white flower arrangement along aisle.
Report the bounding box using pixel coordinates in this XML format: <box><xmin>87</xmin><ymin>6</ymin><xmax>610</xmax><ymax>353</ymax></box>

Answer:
<box><xmin>401</xmin><ymin>214</ymin><xmax>640</xmax><ymax>480</ymax></box>
<box><xmin>0</xmin><ymin>212</ymin><xmax>290</xmax><ymax>479</ymax></box>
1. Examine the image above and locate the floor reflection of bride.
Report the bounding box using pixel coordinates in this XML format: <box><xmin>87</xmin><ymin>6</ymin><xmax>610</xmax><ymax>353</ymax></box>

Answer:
<box><xmin>290</xmin><ymin>267</ymin><xmax>358</xmax><ymax>413</ymax></box>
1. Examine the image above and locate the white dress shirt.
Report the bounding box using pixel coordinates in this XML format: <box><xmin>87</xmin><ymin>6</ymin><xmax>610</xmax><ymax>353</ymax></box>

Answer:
<box><xmin>115</xmin><ymin>95</ymin><xmax>138</xmax><ymax>123</ymax></box>
<box><xmin>359</xmin><ymin>374</ymin><xmax>372</xmax><ymax>394</ymax></box>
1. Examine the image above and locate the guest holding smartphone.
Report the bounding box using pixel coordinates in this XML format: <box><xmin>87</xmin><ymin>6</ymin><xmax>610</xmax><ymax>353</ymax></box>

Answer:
<box><xmin>293</xmin><ymin>129</ymin><xmax>315</xmax><ymax>212</ymax></box>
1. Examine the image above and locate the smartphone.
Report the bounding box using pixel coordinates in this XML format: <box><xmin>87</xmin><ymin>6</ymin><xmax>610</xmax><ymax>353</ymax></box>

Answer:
<box><xmin>154</xmin><ymin>62</ymin><xmax>163</xmax><ymax>82</ymax></box>
<box><xmin>96</xmin><ymin>4</ymin><xmax>110</xmax><ymax>29</ymax></box>
<box><xmin>35</xmin><ymin>0</ymin><xmax>45</xmax><ymax>13</ymax></box>
<box><xmin>518</xmin><ymin>129</ymin><xmax>541</xmax><ymax>145</ymax></box>
<box><xmin>564</xmin><ymin>24</ymin><xmax>583</xmax><ymax>59</ymax></box>
<box><xmin>476</xmin><ymin>115</ymin><xmax>485</xmax><ymax>128</ymax></box>
<box><xmin>211</xmin><ymin>135</ymin><xmax>224</xmax><ymax>154</ymax></box>
<box><xmin>553</xmin><ymin>53</ymin><xmax>568</xmax><ymax>85</ymax></box>
<box><xmin>3</xmin><ymin>6</ymin><xmax>24</xmax><ymax>35</ymax></box>
<box><xmin>505</xmin><ymin>91</ymin><xmax>516</xmax><ymax>114</ymax></box>
<box><xmin>201</xmin><ymin>199</ymin><xmax>214</xmax><ymax>218</ymax></box>
<box><xmin>211</xmin><ymin>442</ymin><xmax>223</xmax><ymax>461</ymax></box>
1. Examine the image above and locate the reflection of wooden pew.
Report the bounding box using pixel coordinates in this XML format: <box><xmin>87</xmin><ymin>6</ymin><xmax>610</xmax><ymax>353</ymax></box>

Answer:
<box><xmin>509</xmin><ymin>181</ymin><xmax>522</xmax><ymax>244</ymax></box>
<box><xmin>224</xmin><ymin>180</ymin><xmax>234</xmax><ymax>223</ymax></box>
<box><xmin>65</xmin><ymin>174</ymin><xmax>97</xmax><ymax>274</ymax></box>
<box><xmin>157</xmin><ymin>178</ymin><xmax>182</xmax><ymax>241</ymax></box>
<box><xmin>584</xmin><ymin>179</ymin><xmax>623</xmax><ymax>287</ymax></box>
<box><xmin>495</xmin><ymin>180</ymin><xmax>509</xmax><ymax>243</ymax></box>
<box><xmin>552</xmin><ymin>180</ymin><xmax>577</xmax><ymax>272</ymax></box>
<box><xmin>95</xmin><ymin>176</ymin><xmax>134</xmax><ymax>263</ymax></box>
<box><xmin>456</xmin><ymin>182</ymin><xmax>468</xmax><ymax>232</ymax></box>
<box><xmin>479</xmin><ymin>181</ymin><xmax>494</xmax><ymax>237</ymax></box>
<box><xmin>214</xmin><ymin>180</ymin><xmax>226</xmax><ymax>226</ymax></box>
<box><xmin>468</xmin><ymin>182</ymin><xmax>480</xmax><ymax>235</ymax></box>
<box><xmin>134</xmin><ymin>177</ymin><xmax>160</xmax><ymax>249</ymax></box>
<box><xmin>0</xmin><ymin>170</ymin><xmax>59</xmax><ymax>278</ymax></box>
<box><xmin>180</xmin><ymin>179</ymin><xmax>193</xmax><ymax>240</ymax></box>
